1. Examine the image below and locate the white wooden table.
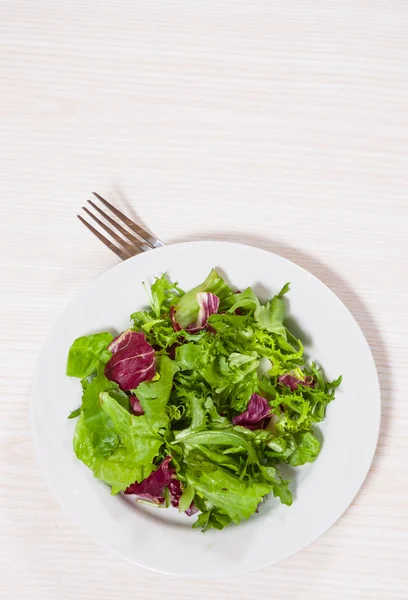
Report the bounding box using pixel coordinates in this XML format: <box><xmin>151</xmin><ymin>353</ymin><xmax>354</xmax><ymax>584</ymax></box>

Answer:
<box><xmin>2</xmin><ymin>2</ymin><xmax>408</xmax><ymax>598</ymax></box>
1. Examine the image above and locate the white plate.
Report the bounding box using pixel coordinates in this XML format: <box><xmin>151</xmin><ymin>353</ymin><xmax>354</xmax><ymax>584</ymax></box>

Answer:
<box><xmin>31</xmin><ymin>241</ymin><xmax>380</xmax><ymax>578</ymax></box>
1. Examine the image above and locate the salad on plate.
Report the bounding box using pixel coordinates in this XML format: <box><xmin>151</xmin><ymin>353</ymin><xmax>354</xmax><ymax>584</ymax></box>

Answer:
<box><xmin>67</xmin><ymin>269</ymin><xmax>341</xmax><ymax>532</ymax></box>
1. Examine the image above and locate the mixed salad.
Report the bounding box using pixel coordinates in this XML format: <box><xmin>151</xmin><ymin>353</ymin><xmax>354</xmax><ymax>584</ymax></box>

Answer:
<box><xmin>67</xmin><ymin>269</ymin><xmax>341</xmax><ymax>532</ymax></box>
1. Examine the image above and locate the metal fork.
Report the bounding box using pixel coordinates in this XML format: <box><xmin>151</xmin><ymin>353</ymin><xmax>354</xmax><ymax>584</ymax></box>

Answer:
<box><xmin>78</xmin><ymin>192</ymin><xmax>164</xmax><ymax>260</ymax></box>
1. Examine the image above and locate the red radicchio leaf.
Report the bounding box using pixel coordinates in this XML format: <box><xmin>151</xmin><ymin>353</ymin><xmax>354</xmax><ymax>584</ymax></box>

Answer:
<box><xmin>129</xmin><ymin>395</ymin><xmax>144</xmax><ymax>415</ymax></box>
<box><xmin>170</xmin><ymin>306</ymin><xmax>182</xmax><ymax>332</ymax></box>
<box><xmin>125</xmin><ymin>457</ymin><xmax>197</xmax><ymax>515</ymax></box>
<box><xmin>185</xmin><ymin>502</ymin><xmax>199</xmax><ymax>517</ymax></box>
<box><xmin>232</xmin><ymin>393</ymin><xmax>272</xmax><ymax>430</ymax></box>
<box><xmin>168</xmin><ymin>478</ymin><xmax>182</xmax><ymax>507</ymax></box>
<box><xmin>171</xmin><ymin>292</ymin><xmax>220</xmax><ymax>333</ymax></box>
<box><xmin>124</xmin><ymin>456</ymin><xmax>175</xmax><ymax>503</ymax></box>
<box><xmin>234</xmin><ymin>291</ymin><xmax>244</xmax><ymax>315</ymax></box>
<box><xmin>167</xmin><ymin>479</ymin><xmax>198</xmax><ymax>516</ymax></box>
<box><xmin>104</xmin><ymin>330</ymin><xmax>156</xmax><ymax>391</ymax></box>
<box><xmin>278</xmin><ymin>373</ymin><xmax>315</xmax><ymax>391</ymax></box>
<box><xmin>168</xmin><ymin>343</ymin><xmax>180</xmax><ymax>360</ymax></box>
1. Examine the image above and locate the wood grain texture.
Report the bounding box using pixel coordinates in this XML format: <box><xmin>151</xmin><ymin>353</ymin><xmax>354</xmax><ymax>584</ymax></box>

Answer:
<box><xmin>1</xmin><ymin>1</ymin><xmax>408</xmax><ymax>598</ymax></box>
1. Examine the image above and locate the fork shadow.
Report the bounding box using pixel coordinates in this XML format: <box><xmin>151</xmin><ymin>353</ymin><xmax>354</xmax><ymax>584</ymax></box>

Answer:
<box><xmin>107</xmin><ymin>183</ymin><xmax>157</xmax><ymax>237</ymax></box>
<box><xmin>169</xmin><ymin>230</ymin><xmax>391</xmax><ymax>485</ymax></box>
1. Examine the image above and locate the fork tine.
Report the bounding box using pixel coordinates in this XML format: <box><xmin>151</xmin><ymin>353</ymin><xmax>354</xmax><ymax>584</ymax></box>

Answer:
<box><xmin>87</xmin><ymin>200</ymin><xmax>150</xmax><ymax>252</ymax></box>
<box><xmin>92</xmin><ymin>192</ymin><xmax>163</xmax><ymax>248</ymax></box>
<box><xmin>82</xmin><ymin>206</ymin><xmax>140</xmax><ymax>257</ymax></box>
<box><xmin>77</xmin><ymin>215</ymin><xmax>133</xmax><ymax>260</ymax></box>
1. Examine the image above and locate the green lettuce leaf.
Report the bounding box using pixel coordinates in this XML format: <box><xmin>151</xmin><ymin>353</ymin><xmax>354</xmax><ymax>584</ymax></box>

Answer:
<box><xmin>78</xmin><ymin>369</ymin><xmax>120</xmax><ymax>455</ymax></box>
<box><xmin>68</xmin><ymin>407</ymin><xmax>81</xmax><ymax>419</ymax></box>
<box><xmin>255</xmin><ymin>295</ymin><xmax>287</xmax><ymax>337</ymax></box>
<box><xmin>229</xmin><ymin>288</ymin><xmax>260</xmax><ymax>314</ymax></box>
<box><xmin>66</xmin><ymin>332</ymin><xmax>113</xmax><ymax>378</ymax></box>
<box><xmin>176</xmin><ymin>391</ymin><xmax>207</xmax><ymax>431</ymax></box>
<box><xmin>266</xmin><ymin>434</ymin><xmax>297</xmax><ymax>460</ymax></box>
<box><xmin>72</xmin><ymin>370</ymin><xmax>163</xmax><ymax>494</ymax></box>
<box><xmin>258</xmin><ymin>465</ymin><xmax>293</xmax><ymax>505</ymax></box>
<box><xmin>176</xmin><ymin>342</ymin><xmax>207</xmax><ymax>371</ymax></box>
<box><xmin>100</xmin><ymin>392</ymin><xmax>163</xmax><ymax>469</ymax></box>
<box><xmin>135</xmin><ymin>355</ymin><xmax>179</xmax><ymax>427</ymax></box>
<box><xmin>193</xmin><ymin>509</ymin><xmax>232</xmax><ymax>532</ymax></box>
<box><xmin>287</xmin><ymin>431</ymin><xmax>321</xmax><ymax>466</ymax></box>
<box><xmin>175</xmin><ymin>427</ymin><xmax>259</xmax><ymax>465</ymax></box>
<box><xmin>229</xmin><ymin>283</ymin><xmax>289</xmax><ymax>338</ymax></box>
<box><xmin>178</xmin><ymin>484</ymin><xmax>195</xmax><ymax>513</ymax></box>
<box><xmin>185</xmin><ymin>451</ymin><xmax>273</xmax><ymax>524</ymax></box>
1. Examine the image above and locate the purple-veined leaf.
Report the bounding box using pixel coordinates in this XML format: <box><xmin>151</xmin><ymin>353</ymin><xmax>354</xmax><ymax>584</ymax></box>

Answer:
<box><xmin>232</xmin><ymin>393</ymin><xmax>272</xmax><ymax>430</ymax></box>
<box><xmin>278</xmin><ymin>373</ymin><xmax>314</xmax><ymax>391</ymax></box>
<box><xmin>171</xmin><ymin>292</ymin><xmax>220</xmax><ymax>333</ymax></box>
<box><xmin>104</xmin><ymin>330</ymin><xmax>155</xmax><ymax>391</ymax></box>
